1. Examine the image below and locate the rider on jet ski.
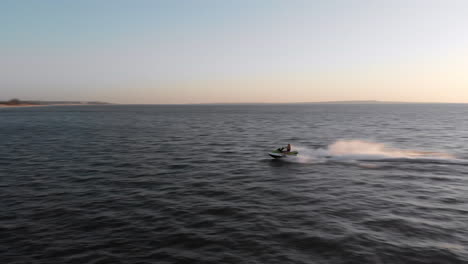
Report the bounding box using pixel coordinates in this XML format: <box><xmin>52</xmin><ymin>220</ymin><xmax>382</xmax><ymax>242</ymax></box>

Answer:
<box><xmin>277</xmin><ymin>144</ymin><xmax>292</xmax><ymax>153</ymax></box>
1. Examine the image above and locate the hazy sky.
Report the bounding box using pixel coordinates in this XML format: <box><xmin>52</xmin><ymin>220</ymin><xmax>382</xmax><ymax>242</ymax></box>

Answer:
<box><xmin>2</xmin><ymin>0</ymin><xmax>468</xmax><ymax>103</ymax></box>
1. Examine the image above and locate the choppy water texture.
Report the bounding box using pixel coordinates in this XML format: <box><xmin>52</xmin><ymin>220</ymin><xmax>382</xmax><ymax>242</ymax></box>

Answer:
<box><xmin>1</xmin><ymin>104</ymin><xmax>468</xmax><ymax>264</ymax></box>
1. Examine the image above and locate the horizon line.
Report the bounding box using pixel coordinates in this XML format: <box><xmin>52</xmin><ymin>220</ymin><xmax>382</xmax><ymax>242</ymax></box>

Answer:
<box><xmin>116</xmin><ymin>100</ymin><xmax>468</xmax><ymax>105</ymax></box>
<box><xmin>3</xmin><ymin>100</ymin><xmax>468</xmax><ymax>105</ymax></box>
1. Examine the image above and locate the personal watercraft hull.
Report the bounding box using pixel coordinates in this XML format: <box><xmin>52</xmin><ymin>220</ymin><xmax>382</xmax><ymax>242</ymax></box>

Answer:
<box><xmin>269</xmin><ymin>152</ymin><xmax>284</xmax><ymax>158</ymax></box>
<box><xmin>268</xmin><ymin>150</ymin><xmax>299</xmax><ymax>159</ymax></box>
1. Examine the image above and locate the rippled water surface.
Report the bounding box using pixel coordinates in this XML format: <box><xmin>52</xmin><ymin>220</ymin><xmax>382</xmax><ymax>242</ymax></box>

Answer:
<box><xmin>1</xmin><ymin>104</ymin><xmax>468</xmax><ymax>264</ymax></box>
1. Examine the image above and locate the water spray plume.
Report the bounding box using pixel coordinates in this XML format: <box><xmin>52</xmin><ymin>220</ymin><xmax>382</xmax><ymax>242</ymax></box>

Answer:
<box><xmin>287</xmin><ymin>140</ymin><xmax>456</xmax><ymax>164</ymax></box>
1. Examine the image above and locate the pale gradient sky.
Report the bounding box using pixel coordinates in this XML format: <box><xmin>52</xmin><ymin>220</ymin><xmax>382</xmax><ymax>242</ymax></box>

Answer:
<box><xmin>1</xmin><ymin>0</ymin><xmax>468</xmax><ymax>103</ymax></box>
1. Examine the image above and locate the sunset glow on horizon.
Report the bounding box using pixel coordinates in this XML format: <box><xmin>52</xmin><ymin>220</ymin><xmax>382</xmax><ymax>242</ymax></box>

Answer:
<box><xmin>2</xmin><ymin>0</ymin><xmax>468</xmax><ymax>104</ymax></box>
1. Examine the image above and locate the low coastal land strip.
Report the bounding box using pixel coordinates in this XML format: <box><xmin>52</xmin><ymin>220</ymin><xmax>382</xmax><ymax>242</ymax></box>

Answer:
<box><xmin>0</xmin><ymin>99</ymin><xmax>110</xmax><ymax>107</ymax></box>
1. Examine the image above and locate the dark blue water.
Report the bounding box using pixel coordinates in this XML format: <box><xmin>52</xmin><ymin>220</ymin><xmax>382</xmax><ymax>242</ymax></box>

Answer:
<box><xmin>1</xmin><ymin>104</ymin><xmax>468</xmax><ymax>264</ymax></box>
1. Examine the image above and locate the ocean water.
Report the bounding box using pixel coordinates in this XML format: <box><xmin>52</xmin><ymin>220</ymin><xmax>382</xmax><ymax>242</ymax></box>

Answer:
<box><xmin>1</xmin><ymin>104</ymin><xmax>468</xmax><ymax>264</ymax></box>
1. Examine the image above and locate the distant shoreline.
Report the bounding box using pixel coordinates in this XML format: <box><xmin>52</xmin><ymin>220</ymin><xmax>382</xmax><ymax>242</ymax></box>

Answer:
<box><xmin>0</xmin><ymin>104</ymin><xmax>42</xmax><ymax>108</ymax></box>
<box><xmin>0</xmin><ymin>103</ymin><xmax>112</xmax><ymax>108</ymax></box>
<box><xmin>0</xmin><ymin>100</ymin><xmax>112</xmax><ymax>108</ymax></box>
<box><xmin>0</xmin><ymin>100</ymin><xmax>468</xmax><ymax>108</ymax></box>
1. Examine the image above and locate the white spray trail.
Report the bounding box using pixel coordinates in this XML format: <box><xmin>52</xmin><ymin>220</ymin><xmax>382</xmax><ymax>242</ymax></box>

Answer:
<box><xmin>287</xmin><ymin>140</ymin><xmax>456</xmax><ymax>164</ymax></box>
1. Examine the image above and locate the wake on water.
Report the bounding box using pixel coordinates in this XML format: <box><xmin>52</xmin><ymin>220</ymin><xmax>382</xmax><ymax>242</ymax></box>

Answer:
<box><xmin>286</xmin><ymin>140</ymin><xmax>463</xmax><ymax>166</ymax></box>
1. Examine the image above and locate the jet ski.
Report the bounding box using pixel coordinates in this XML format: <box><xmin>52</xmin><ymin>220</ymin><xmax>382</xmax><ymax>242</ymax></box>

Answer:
<box><xmin>268</xmin><ymin>148</ymin><xmax>299</xmax><ymax>159</ymax></box>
